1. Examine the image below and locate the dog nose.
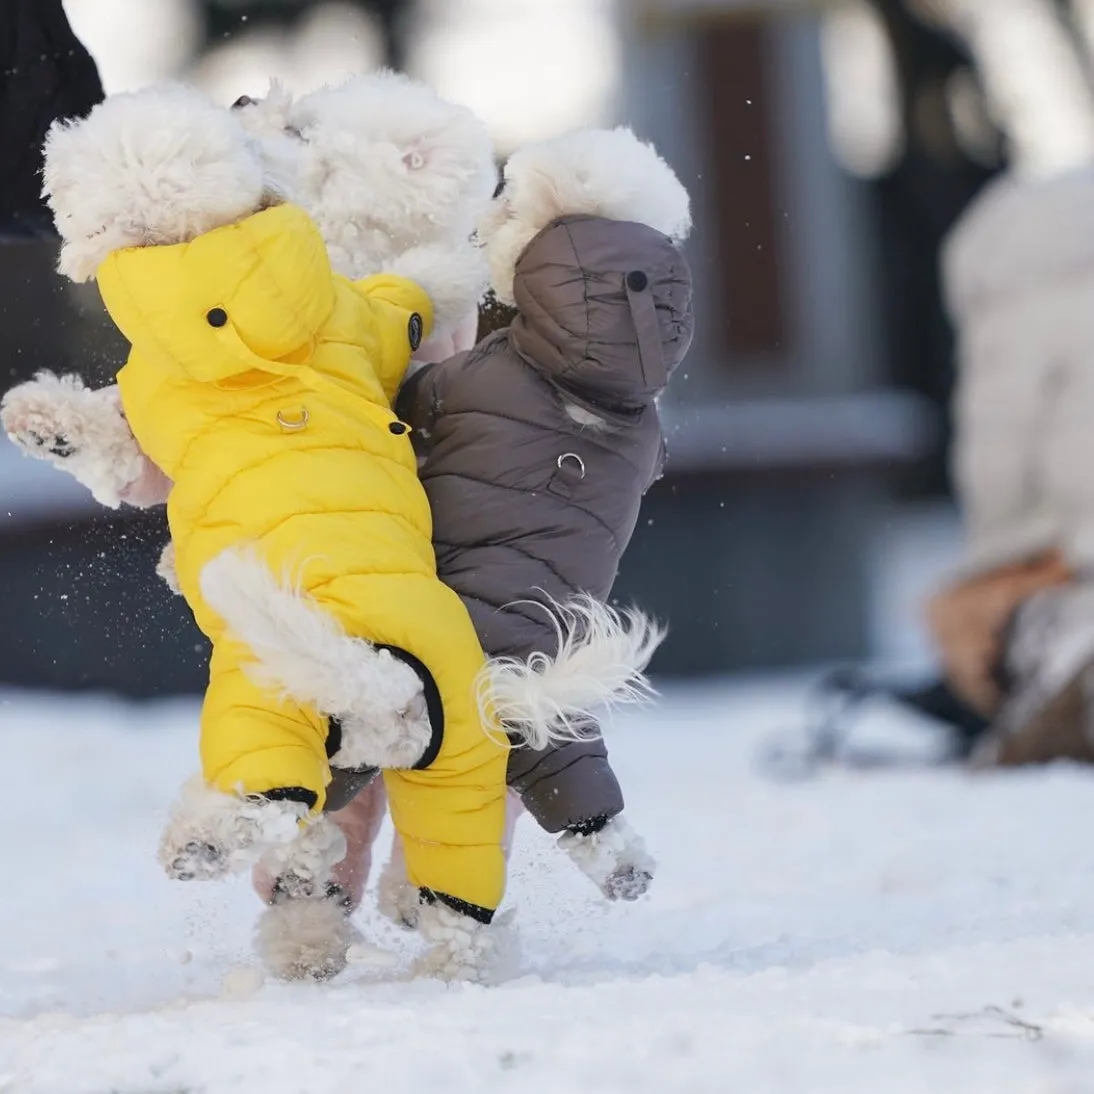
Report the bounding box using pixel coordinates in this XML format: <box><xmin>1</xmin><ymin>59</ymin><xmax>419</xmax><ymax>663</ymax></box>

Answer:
<box><xmin>232</xmin><ymin>95</ymin><xmax>256</xmax><ymax>110</ymax></box>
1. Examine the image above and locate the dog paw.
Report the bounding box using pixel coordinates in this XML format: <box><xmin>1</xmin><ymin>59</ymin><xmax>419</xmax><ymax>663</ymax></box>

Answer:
<box><xmin>413</xmin><ymin>901</ymin><xmax>515</xmax><ymax>984</ymax></box>
<box><xmin>255</xmin><ymin>895</ymin><xmax>362</xmax><ymax>982</ymax></box>
<box><xmin>164</xmin><ymin>840</ymin><xmax>226</xmax><ymax>881</ymax></box>
<box><xmin>256</xmin><ymin>814</ymin><xmax>346</xmax><ymax>897</ymax></box>
<box><xmin>158</xmin><ymin>776</ymin><xmax>310</xmax><ymax>882</ymax></box>
<box><xmin>602</xmin><ymin>864</ymin><xmax>654</xmax><ymax>902</ymax></box>
<box><xmin>1</xmin><ymin>373</ymin><xmax>146</xmax><ymax>507</ymax></box>
<box><xmin>558</xmin><ymin>815</ymin><xmax>656</xmax><ymax>902</ymax></box>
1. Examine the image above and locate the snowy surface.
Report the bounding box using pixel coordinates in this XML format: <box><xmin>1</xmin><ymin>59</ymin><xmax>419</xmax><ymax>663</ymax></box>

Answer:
<box><xmin>4</xmin><ymin>682</ymin><xmax>1094</xmax><ymax>1092</ymax></box>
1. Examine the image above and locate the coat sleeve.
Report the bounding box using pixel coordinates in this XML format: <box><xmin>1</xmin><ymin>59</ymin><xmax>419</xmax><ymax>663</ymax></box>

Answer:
<box><xmin>353</xmin><ymin>274</ymin><xmax>435</xmax><ymax>404</ymax></box>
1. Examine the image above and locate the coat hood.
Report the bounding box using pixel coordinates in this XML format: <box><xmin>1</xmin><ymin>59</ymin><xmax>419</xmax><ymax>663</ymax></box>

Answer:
<box><xmin>508</xmin><ymin>215</ymin><xmax>693</xmax><ymax>413</ymax></box>
<box><xmin>98</xmin><ymin>203</ymin><xmax>335</xmax><ymax>385</ymax></box>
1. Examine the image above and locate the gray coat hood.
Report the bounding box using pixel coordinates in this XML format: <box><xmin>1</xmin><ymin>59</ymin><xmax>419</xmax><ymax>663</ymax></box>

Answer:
<box><xmin>509</xmin><ymin>215</ymin><xmax>694</xmax><ymax>415</ymax></box>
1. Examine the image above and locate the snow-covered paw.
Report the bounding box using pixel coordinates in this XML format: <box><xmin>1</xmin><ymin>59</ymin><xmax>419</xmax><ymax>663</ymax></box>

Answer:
<box><xmin>163</xmin><ymin>838</ymin><xmax>226</xmax><ymax>881</ymax></box>
<box><xmin>256</xmin><ymin>814</ymin><xmax>347</xmax><ymax>899</ymax></box>
<box><xmin>0</xmin><ymin>373</ymin><xmax>146</xmax><ymax>507</ymax></box>
<box><xmin>413</xmin><ymin>901</ymin><xmax>516</xmax><ymax>984</ymax></box>
<box><xmin>558</xmin><ymin>815</ymin><xmax>656</xmax><ymax>902</ymax></box>
<box><xmin>158</xmin><ymin>776</ymin><xmax>309</xmax><ymax>881</ymax></box>
<box><xmin>255</xmin><ymin>895</ymin><xmax>361</xmax><ymax>982</ymax></box>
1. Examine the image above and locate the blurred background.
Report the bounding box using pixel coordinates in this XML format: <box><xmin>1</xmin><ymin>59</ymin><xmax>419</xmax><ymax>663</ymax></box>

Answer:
<box><xmin>3</xmin><ymin>0</ymin><xmax>1092</xmax><ymax>698</ymax></box>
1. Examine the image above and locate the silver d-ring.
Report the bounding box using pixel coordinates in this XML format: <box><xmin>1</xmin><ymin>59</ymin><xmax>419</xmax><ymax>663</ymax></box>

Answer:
<box><xmin>276</xmin><ymin>407</ymin><xmax>309</xmax><ymax>432</ymax></box>
<box><xmin>557</xmin><ymin>452</ymin><xmax>586</xmax><ymax>479</ymax></box>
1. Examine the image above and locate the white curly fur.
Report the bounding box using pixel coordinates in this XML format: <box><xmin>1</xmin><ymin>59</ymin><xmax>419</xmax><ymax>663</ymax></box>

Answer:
<box><xmin>228</xmin><ymin>72</ymin><xmax>497</xmax><ymax>337</ymax></box>
<box><xmin>199</xmin><ymin>546</ymin><xmax>432</xmax><ymax>770</ymax></box>
<box><xmin>480</xmin><ymin>125</ymin><xmax>693</xmax><ymax>305</ymax></box>
<box><xmin>478</xmin><ymin>595</ymin><xmax>665</xmax><ymax>751</ymax></box>
<box><xmin>0</xmin><ymin>372</ymin><xmax>148</xmax><ymax>506</ymax></box>
<box><xmin>43</xmin><ymin>85</ymin><xmax>270</xmax><ymax>283</ymax></box>
<box><xmin>255</xmin><ymin>812</ymin><xmax>347</xmax><ymax>895</ymax></box>
<box><xmin>285</xmin><ymin>71</ymin><xmax>497</xmax><ymax>273</ymax></box>
<box><xmin>384</xmin><ymin>241</ymin><xmax>489</xmax><ymax>339</ymax></box>
<box><xmin>414</xmin><ymin>903</ymin><xmax>518</xmax><ymax>984</ymax></box>
<box><xmin>255</xmin><ymin>897</ymin><xmax>362</xmax><ymax>982</ymax></box>
<box><xmin>157</xmin><ymin>541</ymin><xmax>181</xmax><ymax>594</ymax></box>
<box><xmin>158</xmin><ymin>774</ymin><xmax>308</xmax><ymax>881</ymax></box>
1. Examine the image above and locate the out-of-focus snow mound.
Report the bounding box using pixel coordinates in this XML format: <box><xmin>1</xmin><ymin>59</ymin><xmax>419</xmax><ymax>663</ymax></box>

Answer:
<box><xmin>4</xmin><ymin>680</ymin><xmax>1094</xmax><ymax>1093</ymax></box>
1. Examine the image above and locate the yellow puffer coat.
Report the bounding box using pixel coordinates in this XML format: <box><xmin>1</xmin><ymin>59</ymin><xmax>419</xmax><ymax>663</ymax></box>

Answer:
<box><xmin>97</xmin><ymin>202</ymin><xmax>507</xmax><ymax>918</ymax></box>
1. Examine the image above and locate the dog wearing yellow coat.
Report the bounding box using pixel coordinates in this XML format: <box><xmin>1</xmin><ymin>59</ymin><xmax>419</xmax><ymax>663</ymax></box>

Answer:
<box><xmin>37</xmin><ymin>84</ymin><xmax>662</xmax><ymax>981</ymax></box>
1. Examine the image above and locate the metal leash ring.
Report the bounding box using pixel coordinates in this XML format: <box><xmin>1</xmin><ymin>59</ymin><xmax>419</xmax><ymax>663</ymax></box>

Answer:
<box><xmin>276</xmin><ymin>407</ymin><xmax>310</xmax><ymax>433</ymax></box>
<box><xmin>557</xmin><ymin>452</ymin><xmax>586</xmax><ymax>479</ymax></box>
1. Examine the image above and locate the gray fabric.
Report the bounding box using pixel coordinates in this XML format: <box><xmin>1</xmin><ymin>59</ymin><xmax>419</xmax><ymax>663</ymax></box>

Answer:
<box><xmin>397</xmin><ymin>214</ymin><xmax>694</xmax><ymax>832</ymax></box>
<box><xmin>324</xmin><ymin>765</ymin><xmax>379</xmax><ymax>813</ymax></box>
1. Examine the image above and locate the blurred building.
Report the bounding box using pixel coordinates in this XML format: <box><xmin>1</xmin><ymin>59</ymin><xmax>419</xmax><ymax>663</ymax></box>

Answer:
<box><xmin>7</xmin><ymin>0</ymin><xmax>1090</xmax><ymax>695</ymax></box>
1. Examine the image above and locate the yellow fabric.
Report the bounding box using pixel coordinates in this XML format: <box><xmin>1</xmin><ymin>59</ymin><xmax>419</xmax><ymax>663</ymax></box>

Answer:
<box><xmin>98</xmin><ymin>203</ymin><xmax>507</xmax><ymax>913</ymax></box>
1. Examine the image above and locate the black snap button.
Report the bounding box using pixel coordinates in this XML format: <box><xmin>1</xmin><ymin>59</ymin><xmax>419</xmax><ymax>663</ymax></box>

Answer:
<box><xmin>206</xmin><ymin>307</ymin><xmax>228</xmax><ymax>328</ymax></box>
<box><xmin>408</xmin><ymin>312</ymin><xmax>423</xmax><ymax>352</ymax></box>
<box><xmin>626</xmin><ymin>270</ymin><xmax>648</xmax><ymax>292</ymax></box>
<box><xmin>389</xmin><ymin>421</ymin><xmax>408</xmax><ymax>436</ymax></box>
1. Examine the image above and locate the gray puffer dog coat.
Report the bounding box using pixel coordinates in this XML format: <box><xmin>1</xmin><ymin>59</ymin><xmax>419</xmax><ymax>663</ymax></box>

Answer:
<box><xmin>394</xmin><ymin>213</ymin><xmax>694</xmax><ymax>833</ymax></box>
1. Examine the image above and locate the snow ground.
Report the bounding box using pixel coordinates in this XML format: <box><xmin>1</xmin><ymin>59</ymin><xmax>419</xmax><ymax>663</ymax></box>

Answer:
<box><xmin>4</xmin><ymin>683</ymin><xmax>1094</xmax><ymax>1092</ymax></box>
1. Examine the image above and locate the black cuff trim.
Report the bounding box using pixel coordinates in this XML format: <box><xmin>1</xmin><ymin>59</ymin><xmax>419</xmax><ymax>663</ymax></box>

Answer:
<box><xmin>376</xmin><ymin>644</ymin><xmax>445</xmax><ymax>770</ymax></box>
<box><xmin>566</xmin><ymin>814</ymin><xmax>611</xmax><ymax>837</ymax></box>
<box><xmin>262</xmin><ymin>786</ymin><xmax>318</xmax><ymax>810</ymax></box>
<box><xmin>419</xmin><ymin>887</ymin><xmax>495</xmax><ymax>925</ymax></box>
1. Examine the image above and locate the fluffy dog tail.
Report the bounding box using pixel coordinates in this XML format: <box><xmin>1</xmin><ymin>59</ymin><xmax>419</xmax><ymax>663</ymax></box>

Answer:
<box><xmin>199</xmin><ymin>547</ymin><xmax>425</xmax><ymax>734</ymax></box>
<box><xmin>202</xmin><ymin>548</ymin><xmax>664</xmax><ymax>757</ymax></box>
<box><xmin>477</xmin><ymin>596</ymin><xmax>665</xmax><ymax>751</ymax></box>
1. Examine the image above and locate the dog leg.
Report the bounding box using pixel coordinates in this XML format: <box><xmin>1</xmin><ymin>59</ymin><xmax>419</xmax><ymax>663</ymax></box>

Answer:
<box><xmin>254</xmin><ymin>895</ymin><xmax>363</xmax><ymax>982</ymax></box>
<box><xmin>254</xmin><ymin>813</ymin><xmax>347</xmax><ymax>900</ymax></box>
<box><xmin>557</xmin><ymin>814</ymin><xmax>655</xmax><ymax>901</ymax></box>
<box><xmin>1</xmin><ymin>373</ymin><xmax>153</xmax><ymax>507</ymax></box>
<box><xmin>201</xmin><ymin>547</ymin><xmax>433</xmax><ymax>768</ymax></box>
<box><xmin>413</xmin><ymin>902</ymin><xmax>518</xmax><ymax>984</ymax></box>
<box><xmin>158</xmin><ymin>775</ymin><xmax>309</xmax><ymax>881</ymax></box>
<box><xmin>376</xmin><ymin>832</ymin><xmax>421</xmax><ymax>929</ymax></box>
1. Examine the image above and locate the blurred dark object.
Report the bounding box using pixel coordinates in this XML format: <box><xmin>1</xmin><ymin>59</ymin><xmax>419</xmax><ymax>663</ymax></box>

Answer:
<box><xmin>758</xmin><ymin>666</ymin><xmax>989</xmax><ymax>781</ymax></box>
<box><xmin>614</xmin><ymin>393</ymin><xmax>938</xmax><ymax>674</ymax></box>
<box><xmin>0</xmin><ymin>508</ymin><xmax>208</xmax><ymax>696</ymax></box>
<box><xmin>866</xmin><ymin>0</ymin><xmax>1003</xmax><ymax>496</ymax></box>
<box><xmin>0</xmin><ymin>237</ymin><xmax>205</xmax><ymax>698</ymax></box>
<box><xmin>0</xmin><ymin>0</ymin><xmax>104</xmax><ymax>238</ymax></box>
<box><xmin>198</xmin><ymin>0</ymin><xmax>414</xmax><ymax>70</ymax></box>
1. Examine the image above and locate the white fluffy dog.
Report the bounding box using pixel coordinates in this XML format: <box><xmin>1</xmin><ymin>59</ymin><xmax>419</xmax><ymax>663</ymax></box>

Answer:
<box><xmin>4</xmin><ymin>78</ymin><xmax>663</xmax><ymax>982</ymax></box>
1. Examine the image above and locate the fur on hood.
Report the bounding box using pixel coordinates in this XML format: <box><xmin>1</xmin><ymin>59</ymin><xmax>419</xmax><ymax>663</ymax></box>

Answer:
<box><xmin>479</xmin><ymin>126</ymin><xmax>692</xmax><ymax>306</ymax></box>
<box><xmin>43</xmin><ymin>85</ymin><xmax>272</xmax><ymax>282</ymax></box>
